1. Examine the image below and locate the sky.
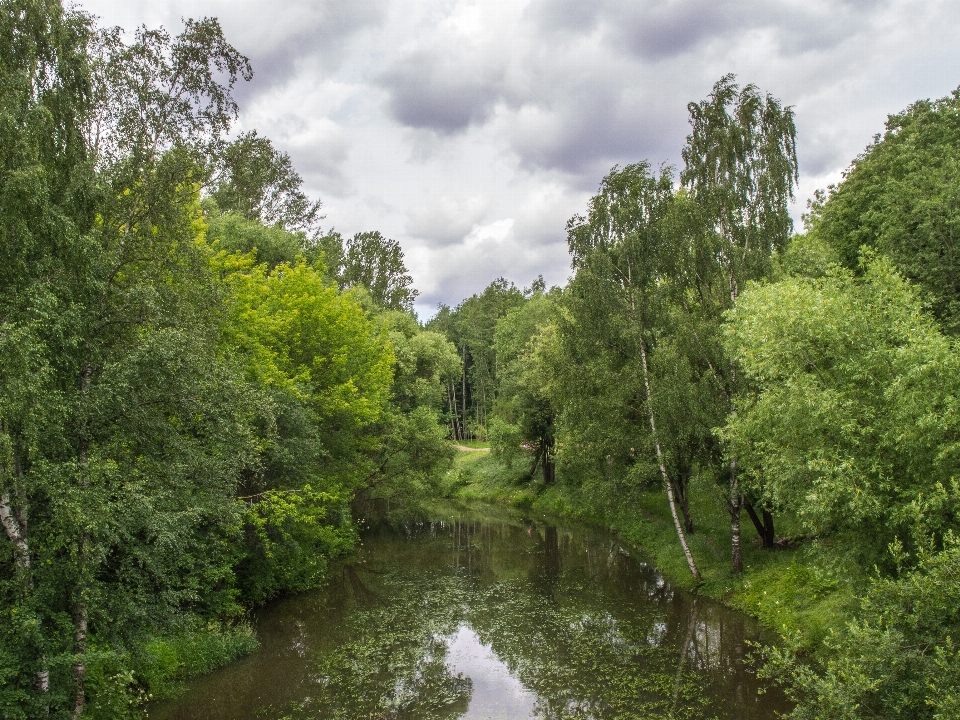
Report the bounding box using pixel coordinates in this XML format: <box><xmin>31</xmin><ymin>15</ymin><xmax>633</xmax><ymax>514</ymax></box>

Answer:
<box><xmin>80</xmin><ymin>0</ymin><xmax>960</xmax><ymax>319</ymax></box>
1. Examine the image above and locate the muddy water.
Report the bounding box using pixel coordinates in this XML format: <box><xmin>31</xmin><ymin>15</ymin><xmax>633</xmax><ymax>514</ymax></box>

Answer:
<box><xmin>151</xmin><ymin>503</ymin><xmax>790</xmax><ymax>719</ymax></box>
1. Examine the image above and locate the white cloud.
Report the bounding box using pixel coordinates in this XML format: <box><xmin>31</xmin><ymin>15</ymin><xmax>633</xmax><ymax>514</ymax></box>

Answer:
<box><xmin>80</xmin><ymin>0</ymin><xmax>960</xmax><ymax>313</ymax></box>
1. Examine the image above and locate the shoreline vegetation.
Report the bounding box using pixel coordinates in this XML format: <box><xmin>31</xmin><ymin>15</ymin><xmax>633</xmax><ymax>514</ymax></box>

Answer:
<box><xmin>3</xmin><ymin>2</ymin><xmax>959</xmax><ymax>717</ymax></box>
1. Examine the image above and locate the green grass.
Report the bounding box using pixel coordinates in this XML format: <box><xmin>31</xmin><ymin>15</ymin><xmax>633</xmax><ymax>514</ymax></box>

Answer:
<box><xmin>447</xmin><ymin>458</ymin><xmax>857</xmax><ymax>648</ymax></box>
<box><xmin>137</xmin><ymin>621</ymin><xmax>259</xmax><ymax>700</ymax></box>
<box><xmin>440</xmin><ymin>451</ymin><xmax>535</xmax><ymax>505</ymax></box>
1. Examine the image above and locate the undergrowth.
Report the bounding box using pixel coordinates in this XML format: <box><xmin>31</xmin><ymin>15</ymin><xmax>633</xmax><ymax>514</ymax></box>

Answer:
<box><xmin>137</xmin><ymin>621</ymin><xmax>258</xmax><ymax>700</ymax></box>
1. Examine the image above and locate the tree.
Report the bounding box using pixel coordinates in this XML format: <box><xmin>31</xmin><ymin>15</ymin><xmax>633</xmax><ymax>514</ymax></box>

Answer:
<box><xmin>564</xmin><ymin>162</ymin><xmax>702</xmax><ymax>582</ymax></box>
<box><xmin>806</xmin><ymin>88</ymin><xmax>960</xmax><ymax>334</ymax></box>
<box><xmin>429</xmin><ymin>278</ymin><xmax>526</xmax><ymax>441</ymax></box>
<box><xmin>221</xmin><ymin>259</ymin><xmax>394</xmax><ymax>603</ymax></box>
<box><xmin>223</xmin><ymin>261</ymin><xmax>394</xmax><ymax>486</ymax></box>
<box><xmin>764</xmin><ymin>514</ymin><xmax>960</xmax><ymax>720</ymax></box>
<box><xmin>206</xmin><ymin>210</ymin><xmax>317</xmax><ymax>270</ymax></box>
<box><xmin>491</xmin><ymin>290</ymin><xmax>559</xmax><ymax>483</ymax></box>
<box><xmin>86</xmin><ymin>18</ymin><xmax>251</xmax><ymax>170</ymax></box>
<box><xmin>210</xmin><ymin>130</ymin><xmax>323</xmax><ymax>236</ymax></box>
<box><xmin>355</xmin><ymin>311</ymin><xmax>460</xmax><ymax>502</ymax></box>
<box><xmin>0</xmin><ymin>0</ymin><xmax>96</xmax><ymax>709</ymax></box>
<box><xmin>723</xmin><ymin>255</ymin><xmax>960</xmax><ymax>563</ymax></box>
<box><xmin>0</xmin><ymin>11</ymin><xmax>264</xmax><ymax>717</ymax></box>
<box><xmin>322</xmin><ymin>230</ymin><xmax>419</xmax><ymax>312</ymax></box>
<box><xmin>679</xmin><ymin>73</ymin><xmax>798</xmax><ymax>573</ymax></box>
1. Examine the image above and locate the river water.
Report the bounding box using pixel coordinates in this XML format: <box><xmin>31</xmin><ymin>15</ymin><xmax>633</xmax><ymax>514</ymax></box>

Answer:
<box><xmin>151</xmin><ymin>503</ymin><xmax>791</xmax><ymax>720</ymax></box>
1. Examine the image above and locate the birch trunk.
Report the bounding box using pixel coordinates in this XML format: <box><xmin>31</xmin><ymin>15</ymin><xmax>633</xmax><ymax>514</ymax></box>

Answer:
<box><xmin>72</xmin><ymin>601</ymin><xmax>87</xmax><ymax>720</ymax></box>
<box><xmin>0</xmin><ymin>490</ymin><xmax>30</xmax><ymax>572</ymax></box>
<box><xmin>0</xmin><ymin>479</ymin><xmax>49</xmax><ymax>696</ymax></box>
<box><xmin>460</xmin><ymin>346</ymin><xmax>468</xmax><ymax>439</ymax></box>
<box><xmin>729</xmin><ymin>457</ymin><xmax>743</xmax><ymax>574</ymax></box>
<box><xmin>638</xmin><ymin>340</ymin><xmax>702</xmax><ymax>582</ymax></box>
<box><xmin>728</xmin><ymin>279</ymin><xmax>744</xmax><ymax>574</ymax></box>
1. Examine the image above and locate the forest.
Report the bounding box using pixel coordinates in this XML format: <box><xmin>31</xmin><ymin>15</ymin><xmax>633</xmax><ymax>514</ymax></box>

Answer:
<box><xmin>2</xmin><ymin>1</ymin><xmax>959</xmax><ymax>718</ymax></box>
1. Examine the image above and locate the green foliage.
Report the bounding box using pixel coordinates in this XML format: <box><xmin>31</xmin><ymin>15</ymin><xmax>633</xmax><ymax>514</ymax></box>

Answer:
<box><xmin>210</xmin><ymin>130</ymin><xmax>323</xmax><ymax>236</ymax></box>
<box><xmin>224</xmin><ymin>260</ymin><xmax>393</xmax><ymax>432</ymax></box>
<box><xmin>207</xmin><ymin>210</ymin><xmax>318</xmax><ymax>269</ymax></box>
<box><xmin>491</xmin><ymin>291</ymin><xmax>559</xmax><ymax>479</ymax></box>
<box><xmin>429</xmin><ymin>277</ymin><xmax>527</xmax><ymax>440</ymax></box>
<box><xmin>217</xmin><ymin>259</ymin><xmax>395</xmax><ymax>602</ymax></box>
<box><xmin>765</xmin><ymin>538</ymin><xmax>960</xmax><ymax>720</ymax></box>
<box><xmin>321</xmin><ymin>230</ymin><xmax>419</xmax><ymax>311</ymax></box>
<box><xmin>724</xmin><ymin>256</ymin><xmax>960</xmax><ymax>560</ymax></box>
<box><xmin>355</xmin><ymin>310</ymin><xmax>459</xmax><ymax>502</ymax></box>
<box><xmin>0</xmin><ymin>4</ymin><xmax>454</xmax><ymax>717</ymax></box>
<box><xmin>681</xmin><ymin>73</ymin><xmax>798</xmax><ymax>288</ymax></box>
<box><xmin>138</xmin><ymin>622</ymin><xmax>258</xmax><ymax>700</ymax></box>
<box><xmin>558</xmin><ymin>162</ymin><xmax>675</xmax><ymax>474</ymax></box>
<box><xmin>239</xmin><ymin>486</ymin><xmax>356</xmax><ymax>604</ymax></box>
<box><xmin>775</xmin><ymin>232</ymin><xmax>840</xmax><ymax>280</ymax></box>
<box><xmin>806</xmin><ymin>88</ymin><xmax>960</xmax><ymax>333</ymax></box>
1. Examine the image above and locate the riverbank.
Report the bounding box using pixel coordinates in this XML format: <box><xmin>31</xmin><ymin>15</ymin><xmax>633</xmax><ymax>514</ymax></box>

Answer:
<box><xmin>444</xmin><ymin>449</ymin><xmax>857</xmax><ymax>650</ymax></box>
<box><xmin>151</xmin><ymin>496</ymin><xmax>790</xmax><ymax>720</ymax></box>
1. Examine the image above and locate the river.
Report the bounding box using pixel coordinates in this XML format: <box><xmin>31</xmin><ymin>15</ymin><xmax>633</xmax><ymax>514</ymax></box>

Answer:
<box><xmin>151</xmin><ymin>502</ymin><xmax>791</xmax><ymax>719</ymax></box>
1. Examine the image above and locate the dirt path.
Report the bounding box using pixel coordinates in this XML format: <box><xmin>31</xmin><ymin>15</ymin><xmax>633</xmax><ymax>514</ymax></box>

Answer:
<box><xmin>455</xmin><ymin>445</ymin><xmax>490</xmax><ymax>452</ymax></box>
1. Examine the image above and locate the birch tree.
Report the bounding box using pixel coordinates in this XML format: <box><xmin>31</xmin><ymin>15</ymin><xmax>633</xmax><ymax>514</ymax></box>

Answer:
<box><xmin>679</xmin><ymin>74</ymin><xmax>798</xmax><ymax>573</ymax></box>
<box><xmin>565</xmin><ymin>162</ymin><xmax>702</xmax><ymax>582</ymax></box>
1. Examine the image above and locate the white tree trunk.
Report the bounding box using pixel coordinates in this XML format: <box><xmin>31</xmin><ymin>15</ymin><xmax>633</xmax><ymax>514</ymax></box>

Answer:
<box><xmin>639</xmin><ymin>341</ymin><xmax>702</xmax><ymax>582</ymax></box>
<box><xmin>0</xmin><ymin>490</ymin><xmax>30</xmax><ymax>571</ymax></box>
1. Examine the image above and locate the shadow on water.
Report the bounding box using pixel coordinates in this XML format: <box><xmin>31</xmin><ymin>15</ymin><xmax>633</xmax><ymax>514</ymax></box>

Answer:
<box><xmin>151</xmin><ymin>501</ymin><xmax>791</xmax><ymax>720</ymax></box>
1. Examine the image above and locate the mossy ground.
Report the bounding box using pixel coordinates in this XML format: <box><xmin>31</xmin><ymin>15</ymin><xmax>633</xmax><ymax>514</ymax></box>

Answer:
<box><xmin>446</xmin><ymin>449</ymin><xmax>857</xmax><ymax>648</ymax></box>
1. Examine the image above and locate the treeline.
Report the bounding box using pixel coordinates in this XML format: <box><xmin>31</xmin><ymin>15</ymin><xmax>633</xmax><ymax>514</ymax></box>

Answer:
<box><xmin>0</xmin><ymin>3</ymin><xmax>459</xmax><ymax>718</ymax></box>
<box><xmin>435</xmin><ymin>80</ymin><xmax>960</xmax><ymax>717</ymax></box>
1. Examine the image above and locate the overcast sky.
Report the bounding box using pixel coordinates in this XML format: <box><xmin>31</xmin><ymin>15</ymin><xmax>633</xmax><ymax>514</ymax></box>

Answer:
<box><xmin>80</xmin><ymin>0</ymin><xmax>960</xmax><ymax>318</ymax></box>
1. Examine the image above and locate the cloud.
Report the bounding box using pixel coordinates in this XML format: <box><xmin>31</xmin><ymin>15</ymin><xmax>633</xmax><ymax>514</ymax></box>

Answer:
<box><xmin>505</xmin><ymin>87</ymin><xmax>681</xmax><ymax>178</ymax></box>
<box><xmin>81</xmin><ymin>0</ymin><xmax>960</xmax><ymax>311</ymax></box>
<box><xmin>410</xmin><ymin>214</ymin><xmax>570</xmax><ymax>316</ymax></box>
<box><xmin>376</xmin><ymin>3</ymin><xmax>515</xmax><ymax>134</ymax></box>
<box><xmin>406</xmin><ymin>195</ymin><xmax>489</xmax><ymax>246</ymax></box>
<box><xmin>379</xmin><ymin>51</ymin><xmax>504</xmax><ymax>133</ymax></box>
<box><xmin>611</xmin><ymin>0</ymin><xmax>759</xmax><ymax>61</ymax></box>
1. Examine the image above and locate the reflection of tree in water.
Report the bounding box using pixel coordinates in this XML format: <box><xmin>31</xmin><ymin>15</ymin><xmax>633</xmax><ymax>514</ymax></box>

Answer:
<box><xmin>543</xmin><ymin>525</ymin><xmax>561</xmax><ymax>580</ymax></box>
<box><xmin>253</xmin><ymin>513</ymin><xmax>779</xmax><ymax>720</ymax></box>
<box><xmin>270</xmin><ymin>574</ymin><xmax>472</xmax><ymax>720</ymax></box>
<box><xmin>466</xmin><ymin>580</ymin><xmax>716</xmax><ymax>720</ymax></box>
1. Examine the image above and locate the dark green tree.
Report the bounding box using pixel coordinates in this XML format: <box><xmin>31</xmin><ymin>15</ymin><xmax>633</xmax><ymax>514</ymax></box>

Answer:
<box><xmin>428</xmin><ymin>278</ymin><xmax>526</xmax><ymax>441</ymax></box>
<box><xmin>0</xmin><ymin>0</ymin><xmax>96</xmax><ymax>711</ymax></box>
<box><xmin>322</xmin><ymin>230</ymin><xmax>419</xmax><ymax>312</ymax></box>
<box><xmin>490</xmin><ymin>289</ymin><xmax>558</xmax><ymax>482</ymax></box>
<box><xmin>1</xmin><ymin>10</ymin><xmax>263</xmax><ymax>717</ymax></box>
<box><xmin>210</xmin><ymin>130</ymin><xmax>323</xmax><ymax>236</ymax></box>
<box><xmin>563</xmin><ymin>162</ymin><xmax>702</xmax><ymax>581</ymax></box>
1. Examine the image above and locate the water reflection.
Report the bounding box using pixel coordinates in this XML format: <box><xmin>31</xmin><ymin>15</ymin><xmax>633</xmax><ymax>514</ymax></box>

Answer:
<box><xmin>151</xmin><ymin>504</ymin><xmax>789</xmax><ymax>720</ymax></box>
<box><xmin>446</xmin><ymin>626</ymin><xmax>536</xmax><ymax>719</ymax></box>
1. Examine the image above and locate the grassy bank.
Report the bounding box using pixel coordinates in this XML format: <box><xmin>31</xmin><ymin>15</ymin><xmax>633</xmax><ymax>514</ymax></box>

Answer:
<box><xmin>138</xmin><ymin>622</ymin><xmax>259</xmax><ymax>700</ymax></box>
<box><xmin>444</xmin><ymin>450</ymin><xmax>857</xmax><ymax>649</ymax></box>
